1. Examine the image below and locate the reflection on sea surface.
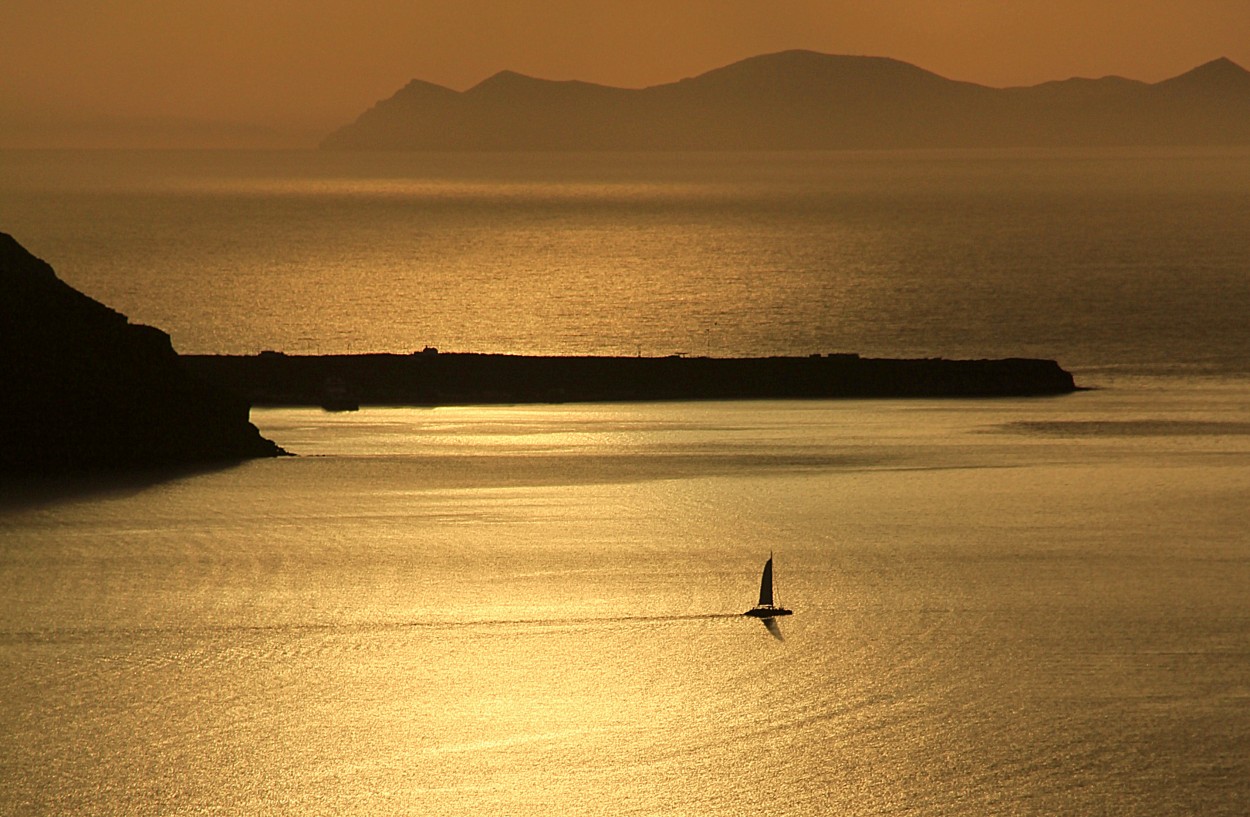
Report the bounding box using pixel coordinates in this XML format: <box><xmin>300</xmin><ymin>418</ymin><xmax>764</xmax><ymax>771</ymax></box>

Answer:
<box><xmin>2</xmin><ymin>383</ymin><xmax>1249</xmax><ymax>815</ymax></box>
<box><xmin>4</xmin><ymin>149</ymin><xmax>1250</xmax><ymax>376</ymax></box>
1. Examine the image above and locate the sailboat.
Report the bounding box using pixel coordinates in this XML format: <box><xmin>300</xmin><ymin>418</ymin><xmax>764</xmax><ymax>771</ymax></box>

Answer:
<box><xmin>743</xmin><ymin>552</ymin><xmax>793</xmax><ymax>617</ymax></box>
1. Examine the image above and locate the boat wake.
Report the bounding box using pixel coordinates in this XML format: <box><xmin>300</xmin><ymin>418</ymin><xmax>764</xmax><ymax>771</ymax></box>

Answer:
<box><xmin>406</xmin><ymin>613</ymin><xmax>743</xmax><ymax>630</ymax></box>
<box><xmin>4</xmin><ymin>612</ymin><xmax>764</xmax><ymax>645</ymax></box>
<box><xmin>8</xmin><ymin>555</ymin><xmax>800</xmax><ymax>643</ymax></box>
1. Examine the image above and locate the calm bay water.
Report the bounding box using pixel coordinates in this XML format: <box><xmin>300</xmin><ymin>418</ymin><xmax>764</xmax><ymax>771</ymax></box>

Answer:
<box><xmin>4</xmin><ymin>389</ymin><xmax>1250</xmax><ymax>815</ymax></box>
<box><xmin>3</xmin><ymin>149</ymin><xmax>1250</xmax><ymax>814</ymax></box>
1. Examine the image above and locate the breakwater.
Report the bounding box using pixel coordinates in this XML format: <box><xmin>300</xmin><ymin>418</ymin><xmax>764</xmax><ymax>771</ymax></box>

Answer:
<box><xmin>182</xmin><ymin>352</ymin><xmax>1078</xmax><ymax>409</ymax></box>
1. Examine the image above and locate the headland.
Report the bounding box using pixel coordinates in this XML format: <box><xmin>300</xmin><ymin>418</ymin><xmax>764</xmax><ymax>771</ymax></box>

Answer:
<box><xmin>1</xmin><ymin>232</ymin><xmax>285</xmax><ymax>475</ymax></box>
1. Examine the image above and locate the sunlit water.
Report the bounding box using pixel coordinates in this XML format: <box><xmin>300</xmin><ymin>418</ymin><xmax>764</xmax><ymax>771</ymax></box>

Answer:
<box><xmin>3</xmin><ymin>149</ymin><xmax>1250</xmax><ymax>814</ymax></box>
<box><xmin>4</xmin><ymin>385</ymin><xmax>1250</xmax><ymax>815</ymax></box>
<box><xmin>3</xmin><ymin>148</ymin><xmax>1250</xmax><ymax>376</ymax></box>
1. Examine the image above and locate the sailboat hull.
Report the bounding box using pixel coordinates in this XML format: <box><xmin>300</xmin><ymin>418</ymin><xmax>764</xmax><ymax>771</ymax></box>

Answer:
<box><xmin>743</xmin><ymin>606</ymin><xmax>792</xmax><ymax>618</ymax></box>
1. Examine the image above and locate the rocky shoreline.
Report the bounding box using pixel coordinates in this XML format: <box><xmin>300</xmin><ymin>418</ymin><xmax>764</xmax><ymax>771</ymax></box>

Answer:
<box><xmin>1</xmin><ymin>232</ymin><xmax>285</xmax><ymax>474</ymax></box>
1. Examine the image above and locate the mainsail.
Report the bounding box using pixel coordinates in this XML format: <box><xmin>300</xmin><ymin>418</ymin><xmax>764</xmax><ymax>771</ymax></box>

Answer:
<box><xmin>758</xmin><ymin>554</ymin><xmax>775</xmax><ymax>607</ymax></box>
<box><xmin>743</xmin><ymin>551</ymin><xmax>792</xmax><ymax>618</ymax></box>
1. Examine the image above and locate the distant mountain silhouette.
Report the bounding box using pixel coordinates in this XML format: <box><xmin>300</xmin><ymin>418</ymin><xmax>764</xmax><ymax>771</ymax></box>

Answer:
<box><xmin>322</xmin><ymin>51</ymin><xmax>1250</xmax><ymax>150</ymax></box>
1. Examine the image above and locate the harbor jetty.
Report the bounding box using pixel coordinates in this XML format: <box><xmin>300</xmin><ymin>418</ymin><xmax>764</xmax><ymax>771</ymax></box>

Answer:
<box><xmin>182</xmin><ymin>351</ymin><xmax>1078</xmax><ymax>410</ymax></box>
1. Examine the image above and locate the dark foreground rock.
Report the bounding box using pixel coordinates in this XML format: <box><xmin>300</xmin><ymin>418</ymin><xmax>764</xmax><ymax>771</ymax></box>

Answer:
<box><xmin>182</xmin><ymin>351</ymin><xmax>1078</xmax><ymax>408</ymax></box>
<box><xmin>1</xmin><ymin>233</ymin><xmax>285</xmax><ymax>474</ymax></box>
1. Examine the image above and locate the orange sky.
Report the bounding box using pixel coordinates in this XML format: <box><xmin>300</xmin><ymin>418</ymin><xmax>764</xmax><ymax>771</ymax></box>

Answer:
<box><xmin>3</xmin><ymin>0</ymin><xmax>1249</xmax><ymax>147</ymax></box>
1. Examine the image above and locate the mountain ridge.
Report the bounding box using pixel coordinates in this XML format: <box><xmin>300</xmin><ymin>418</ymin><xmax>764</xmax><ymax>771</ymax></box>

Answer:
<box><xmin>323</xmin><ymin>50</ymin><xmax>1250</xmax><ymax>150</ymax></box>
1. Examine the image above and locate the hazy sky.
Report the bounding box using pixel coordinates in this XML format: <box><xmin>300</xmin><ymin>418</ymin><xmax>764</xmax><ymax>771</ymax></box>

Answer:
<box><xmin>3</xmin><ymin>0</ymin><xmax>1249</xmax><ymax>147</ymax></box>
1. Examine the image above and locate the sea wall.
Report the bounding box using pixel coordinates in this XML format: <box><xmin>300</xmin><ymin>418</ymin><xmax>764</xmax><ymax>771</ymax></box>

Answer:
<box><xmin>182</xmin><ymin>351</ymin><xmax>1078</xmax><ymax>409</ymax></box>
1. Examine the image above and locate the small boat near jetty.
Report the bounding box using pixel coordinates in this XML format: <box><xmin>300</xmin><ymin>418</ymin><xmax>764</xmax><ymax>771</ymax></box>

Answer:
<box><xmin>743</xmin><ymin>552</ymin><xmax>793</xmax><ymax>617</ymax></box>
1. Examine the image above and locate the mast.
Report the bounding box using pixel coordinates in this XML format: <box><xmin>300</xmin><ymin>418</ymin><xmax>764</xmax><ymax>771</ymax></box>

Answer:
<box><xmin>758</xmin><ymin>552</ymin><xmax>774</xmax><ymax>607</ymax></box>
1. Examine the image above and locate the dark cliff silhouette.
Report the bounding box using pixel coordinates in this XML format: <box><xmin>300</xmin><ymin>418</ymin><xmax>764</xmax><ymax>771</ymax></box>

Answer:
<box><xmin>322</xmin><ymin>51</ymin><xmax>1250</xmax><ymax>151</ymax></box>
<box><xmin>0</xmin><ymin>232</ymin><xmax>285</xmax><ymax>474</ymax></box>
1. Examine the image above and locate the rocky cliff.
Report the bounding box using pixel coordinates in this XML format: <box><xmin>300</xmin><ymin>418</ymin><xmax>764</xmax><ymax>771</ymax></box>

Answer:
<box><xmin>0</xmin><ymin>232</ymin><xmax>285</xmax><ymax>473</ymax></box>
